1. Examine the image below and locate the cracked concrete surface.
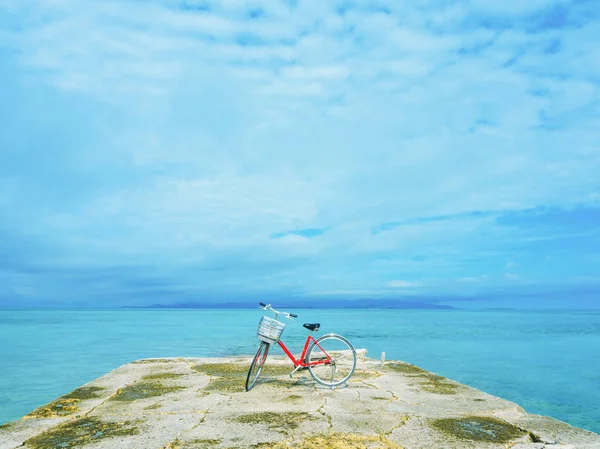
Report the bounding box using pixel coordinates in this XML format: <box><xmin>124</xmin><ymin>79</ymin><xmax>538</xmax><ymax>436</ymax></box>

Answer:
<box><xmin>1</xmin><ymin>353</ymin><xmax>599</xmax><ymax>449</ymax></box>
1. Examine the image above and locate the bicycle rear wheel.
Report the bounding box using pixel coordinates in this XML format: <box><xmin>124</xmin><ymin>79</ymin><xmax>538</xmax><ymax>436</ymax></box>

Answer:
<box><xmin>245</xmin><ymin>341</ymin><xmax>269</xmax><ymax>391</ymax></box>
<box><xmin>307</xmin><ymin>334</ymin><xmax>356</xmax><ymax>388</ymax></box>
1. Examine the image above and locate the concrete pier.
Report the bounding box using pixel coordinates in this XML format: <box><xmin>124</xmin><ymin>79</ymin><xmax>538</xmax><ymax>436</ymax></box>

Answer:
<box><xmin>1</xmin><ymin>351</ymin><xmax>599</xmax><ymax>448</ymax></box>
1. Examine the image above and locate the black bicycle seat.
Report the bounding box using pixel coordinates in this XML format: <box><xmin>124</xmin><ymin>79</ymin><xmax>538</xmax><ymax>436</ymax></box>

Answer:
<box><xmin>303</xmin><ymin>323</ymin><xmax>320</xmax><ymax>332</ymax></box>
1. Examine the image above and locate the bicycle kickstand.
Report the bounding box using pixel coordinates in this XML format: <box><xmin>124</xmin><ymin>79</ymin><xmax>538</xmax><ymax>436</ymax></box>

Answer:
<box><xmin>289</xmin><ymin>365</ymin><xmax>303</xmax><ymax>378</ymax></box>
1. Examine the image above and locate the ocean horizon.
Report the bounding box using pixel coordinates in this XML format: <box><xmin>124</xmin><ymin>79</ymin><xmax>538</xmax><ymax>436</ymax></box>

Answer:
<box><xmin>1</xmin><ymin>308</ymin><xmax>599</xmax><ymax>435</ymax></box>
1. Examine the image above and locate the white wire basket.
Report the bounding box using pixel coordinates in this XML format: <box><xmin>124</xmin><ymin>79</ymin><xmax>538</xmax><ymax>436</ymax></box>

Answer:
<box><xmin>257</xmin><ymin>316</ymin><xmax>286</xmax><ymax>344</ymax></box>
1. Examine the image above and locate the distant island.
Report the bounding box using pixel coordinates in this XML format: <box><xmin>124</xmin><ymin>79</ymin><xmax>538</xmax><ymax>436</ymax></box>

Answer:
<box><xmin>122</xmin><ymin>300</ymin><xmax>456</xmax><ymax>310</ymax></box>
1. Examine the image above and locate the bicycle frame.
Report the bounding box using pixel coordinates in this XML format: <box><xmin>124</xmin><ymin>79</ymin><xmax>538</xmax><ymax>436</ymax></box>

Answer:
<box><xmin>277</xmin><ymin>335</ymin><xmax>332</xmax><ymax>367</ymax></box>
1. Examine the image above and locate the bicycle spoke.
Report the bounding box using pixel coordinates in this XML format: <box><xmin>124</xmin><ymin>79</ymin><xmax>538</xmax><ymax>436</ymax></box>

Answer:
<box><xmin>245</xmin><ymin>342</ymin><xmax>269</xmax><ymax>391</ymax></box>
<box><xmin>308</xmin><ymin>335</ymin><xmax>356</xmax><ymax>388</ymax></box>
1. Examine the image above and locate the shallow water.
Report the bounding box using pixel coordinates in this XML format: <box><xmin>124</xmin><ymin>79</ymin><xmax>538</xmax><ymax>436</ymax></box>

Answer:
<box><xmin>0</xmin><ymin>308</ymin><xmax>599</xmax><ymax>434</ymax></box>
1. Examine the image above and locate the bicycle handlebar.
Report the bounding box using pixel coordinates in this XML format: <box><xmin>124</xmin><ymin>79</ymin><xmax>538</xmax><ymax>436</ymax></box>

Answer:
<box><xmin>258</xmin><ymin>303</ymin><xmax>297</xmax><ymax>320</ymax></box>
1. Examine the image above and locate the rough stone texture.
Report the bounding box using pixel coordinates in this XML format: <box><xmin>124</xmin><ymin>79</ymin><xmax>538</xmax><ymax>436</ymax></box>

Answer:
<box><xmin>1</xmin><ymin>352</ymin><xmax>599</xmax><ymax>449</ymax></box>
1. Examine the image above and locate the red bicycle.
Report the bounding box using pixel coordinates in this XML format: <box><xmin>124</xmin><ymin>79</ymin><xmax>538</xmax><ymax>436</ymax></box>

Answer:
<box><xmin>245</xmin><ymin>302</ymin><xmax>357</xmax><ymax>391</ymax></box>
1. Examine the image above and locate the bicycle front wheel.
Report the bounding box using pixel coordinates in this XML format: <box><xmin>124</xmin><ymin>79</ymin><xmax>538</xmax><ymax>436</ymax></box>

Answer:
<box><xmin>307</xmin><ymin>334</ymin><xmax>356</xmax><ymax>388</ymax></box>
<box><xmin>245</xmin><ymin>341</ymin><xmax>269</xmax><ymax>391</ymax></box>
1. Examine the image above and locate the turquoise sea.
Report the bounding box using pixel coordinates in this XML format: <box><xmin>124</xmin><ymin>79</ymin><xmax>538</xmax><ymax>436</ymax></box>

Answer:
<box><xmin>1</xmin><ymin>308</ymin><xmax>599</xmax><ymax>434</ymax></box>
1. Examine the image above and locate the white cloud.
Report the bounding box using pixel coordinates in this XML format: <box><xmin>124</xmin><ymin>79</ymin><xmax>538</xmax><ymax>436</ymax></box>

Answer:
<box><xmin>459</xmin><ymin>276</ymin><xmax>489</xmax><ymax>283</ymax></box>
<box><xmin>469</xmin><ymin>0</ymin><xmax>567</xmax><ymax>16</ymax></box>
<box><xmin>282</xmin><ymin>64</ymin><xmax>350</xmax><ymax>81</ymax></box>
<box><xmin>386</xmin><ymin>280</ymin><xmax>420</xmax><ymax>288</ymax></box>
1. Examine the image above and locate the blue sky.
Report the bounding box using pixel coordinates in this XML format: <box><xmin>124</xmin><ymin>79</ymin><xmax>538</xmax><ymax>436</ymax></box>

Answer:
<box><xmin>1</xmin><ymin>0</ymin><xmax>599</xmax><ymax>308</ymax></box>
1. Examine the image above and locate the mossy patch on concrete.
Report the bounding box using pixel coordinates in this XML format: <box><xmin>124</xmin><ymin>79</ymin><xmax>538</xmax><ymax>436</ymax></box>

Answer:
<box><xmin>162</xmin><ymin>438</ymin><xmax>182</xmax><ymax>448</ymax></box>
<box><xmin>193</xmin><ymin>362</ymin><xmax>293</xmax><ymax>392</ymax></box>
<box><xmin>529</xmin><ymin>431</ymin><xmax>543</xmax><ymax>443</ymax></box>
<box><xmin>110</xmin><ymin>381</ymin><xmax>184</xmax><ymax>402</ymax></box>
<box><xmin>257</xmin><ymin>378</ymin><xmax>307</xmax><ymax>390</ymax></box>
<box><xmin>419</xmin><ymin>374</ymin><xmax>459</xmax><ymax>395</ymax></box>
<box><xmin>261</xmin><ymin>364</ymin><xmax>294</xmax><ymax>377</ymax></box>
<box><xmin>191</xmin><ymin>363</ymin><xmax>249</xmax><ymax>377</ymax></box>
<box><xmin>282</xmin><ymin>394</ymin><xmax>304</xmax><ymax>403</ymax></box>
<box><xmin>254</xmin><ymin>432</ymin><xmax>402</xmax><ymax>448</ymax></box>
<box><xmin>143</xmin><ymin>372</ymin><xmax>185</xmax><ymax>380</ymax></box>
<box><xmin>163</xmin><ymin>438</ymin><xmax>230</xmax><ymax>449</ymax></box>
<box><xmin>134</xmin><ymin>358</ymin><xmax>184</xmax><ymax>364</ymax></box>
<box><xmin>25</xmin><ymin>416</ymin><xmax>139</xmax><ymax>449</ymax></box>
<box><xmin>193</xmin><ymin>362</ymin><xmax>291</xmax><ymax>378</ymax></box>
<box><xmin>431</xmin><ymin>416</ymin><xmax>526</xmax><ymax>443</ymax></box>
<box><xmin>385</xmin><ymin>362</ymin><xmax>429</xmax><ymax>376</ymax></box>
<box><xmin>192</xmin><ymin>363</ymin><xmax>247</xmax><ymax>392</ymax></box>
<box><xmin>234</xmin><ymin>412</ymin><xmax>316</xmax><ymax>430</ymax></box>
<box><xmin>62</xmin><ymin>386</ymin><xmax>104</xmax><ymax>400</ymax></box>
<box><xmin>350</xmin><ymin>369</ymin><xmax>381</xmax><ymax>381</ymax></box>
<box><xmin>144</xmin><ymin>402</ymin><xmax>162</xmax><ymax>410</ymax></box>
<box><xmin>205</xmin><ymin>377</ymin><xmax>245</xmax><ymax>393</ymax></box>
<box><xmin>183</xmin><ymin>439</ymin><xmax>222</xmax><ymax>448</ymax></box>
<box><xmin>386</xmin><ymin>362</ymin><xmax>459</xmax><ymax>395</ymax></box>
<box><xmin>24</xmin><ymin>386</ymin><xmax>105</xmax><ymax>418</ymax></box>
<box><xmin>0</xmin><ymin>421</ymin><xmax>15</xmax><ymax>430</ymax></box>
<box><xmin>25</xmin><ymin>398</ymin><xmax>80</xmax><ymax>418</ymax></box>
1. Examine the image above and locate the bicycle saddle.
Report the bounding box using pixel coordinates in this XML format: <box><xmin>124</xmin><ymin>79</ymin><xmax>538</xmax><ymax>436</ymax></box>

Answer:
<box><xmin>303</xmin><ymin>323</ymin><xmax>320</xmax><ymax>331</ymax></box>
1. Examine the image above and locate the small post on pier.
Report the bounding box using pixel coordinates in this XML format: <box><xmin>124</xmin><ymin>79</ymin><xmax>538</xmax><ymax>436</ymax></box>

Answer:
<box><xmin>381</xmin><ymin>351</ymin><xmax>385</xmax><ymax>366</ymax></box>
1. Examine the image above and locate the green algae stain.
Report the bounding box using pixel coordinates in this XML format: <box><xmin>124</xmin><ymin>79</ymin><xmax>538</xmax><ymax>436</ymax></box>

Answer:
<box><xmin>143</xmin><ymin>372</ymin><xmax>185</xmax><ymax>380</ymax></box>
<box><xmin>529</xmin><ymin>431</ymin><xmax>543</xmax><ymax>443</ymax></box>
<box><xmin>0</xmin><ymin>422</ymin><xmax>15</xmax><ymax>431</ymax></box>
<box><xmin>385</xmin><ymin>362</ymin><xmax>429</xmax><ymax>376</ymax></box>
<box><xmin>193</xmin><ymin>362</ymin><xmax>293</xmax><ymax>393</ymax></box>
<box><xmin>234</xmin><ymin>412</ymin><xmax>316</xmax><ymax>430</ymax></box>
<box><xmin>350</xmin><ymin>369</ymin><xmax>381</xmax><ymax>381</ymax></box>
<box><xmin>110</xmin><ymin>381</ymin><xmax>184</xmax><ymax>402</ymax></box>
<box><xmin>25</xmin><ymin>417</ymin><xmax>139</xmax><ymax>449</ymax></box>
<box><xmin>192</xmin><ymin>363</ymin><xmax>249</xmax><ymax>377</ymax></box>
<box><xmin>431</xmin><ymin>416</ymin><xmax>525</xmax><ymax>443</ymax></box>
<box><xmin>254</xmin><ymin>432</ymin><xmax>402</xmax><ymax>449</ymax></box>
<box><xmin>168</xmin><ymin>439</ymin><xmax>226</xmax><ymax>449</ymax></box>
<box><xmin>162</xmin><ymin>438</ymin><xmax>182</xmax><ymax>448</ymax></box>
<box><xmin>419</xmin><ymin>374</ymin><xmax>459</xmax><ymax>395</ymax></box>
<box><xmin>144</xmin><ymin>402</ymin><xmax>162</xmax><ymax>410</ymax></box>
<box><xmin>183</xmin><ymin>439</ymin><xmax>222</xmax><ymax>448</ymax></box>
<box><xmin>260</xmin><ymin>364</ymin><xmax>293</xmax><ymax>377</ymax></box>
<box><xmin>282</xmin><ymin>394</ymin><xmax>303</xmax><ymax>403</ymax></box>
<box><xmin>133</xmin><ymin>358</ymin><xmax>184</xmax><ymax>364</ymax></box>
<box><xmin>386</xmin><ymin>362</ymin><xmax>459</xmax><ymax>395</ymax></box>
<box><xmin>193</xmin><ymin>362</ymin><xmax>291</xmax><ymax>379</ymax></box>
<box><xmin>25</xmin><ymin>386</ymin><xmax>105</xmax><ymax>419</ymax></box>
<box><xmin>192</xmin><ymin>363</ymin><xmax>247</xmax><ymax>392</ymax></box>
<box><xmin>62</xmin><ymin>386</ymin><xmax>104</xmax><ymax>400</ymax></box>
<box><xmin>205</xmin><ymin>377</ymin><xmax>245</xmax><ymax>393</ymax></box>
<box><xmin>25</xmin><ymin>398</ymin><xmax>80</xmax><ymax>418</ymax></box>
